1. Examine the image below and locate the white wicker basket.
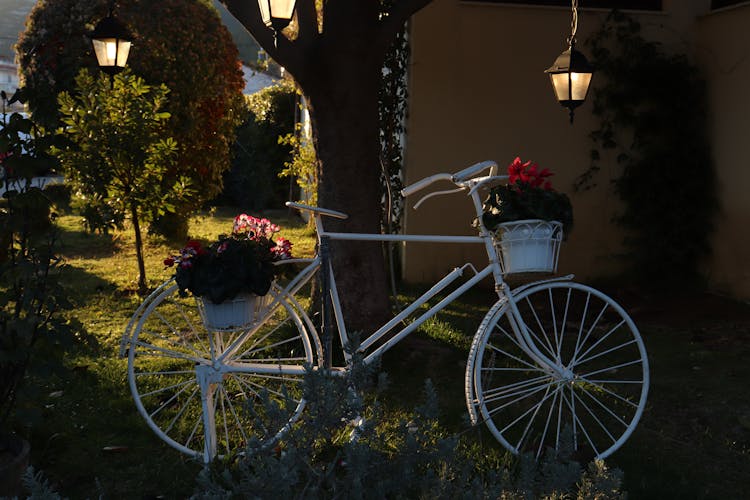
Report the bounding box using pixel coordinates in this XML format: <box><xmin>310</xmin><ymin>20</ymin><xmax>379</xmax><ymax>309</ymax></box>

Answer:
<box><xmin>493</xmin><ymin>219</ymin><xmax>563</xmax><ymax>274</ymax></box>
<box><xmin>196</xmin><ymin>292</ymin><xmax>271</xmax><ymax>332</ymax></box>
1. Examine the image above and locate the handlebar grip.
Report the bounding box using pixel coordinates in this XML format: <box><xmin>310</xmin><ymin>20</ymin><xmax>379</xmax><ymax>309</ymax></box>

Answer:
<box><xmin>401</xmin><ymin>173</ymin><xmax>453</xmax><ymax>197</ymax></box>
<box><xmin>452</xmin><ymin>160</ymin><xmax>498</xmax><ymax>183</ymax></box>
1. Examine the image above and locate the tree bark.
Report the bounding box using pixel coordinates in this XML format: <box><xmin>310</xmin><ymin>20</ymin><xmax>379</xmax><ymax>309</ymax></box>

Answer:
<box><xmin>304</xmin><ymin>49</ymin><xmax>391</xmax><ymax>331</ymax></box>
<box><xmin>221</xmin><ymin>0</ymin><xmax>433</xmax><ymax>332</ymax></box>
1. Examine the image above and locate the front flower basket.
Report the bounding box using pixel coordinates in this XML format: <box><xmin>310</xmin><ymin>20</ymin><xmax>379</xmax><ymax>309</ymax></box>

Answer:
<box><xmin>494</xmin><ymin>219</ymin><xmax>563</xmax><ymax>274</ymax></box>
<box><xmin>196</xmin><ymin>293</ymin><xmax>271</xmax><ymax>332</ymax></box>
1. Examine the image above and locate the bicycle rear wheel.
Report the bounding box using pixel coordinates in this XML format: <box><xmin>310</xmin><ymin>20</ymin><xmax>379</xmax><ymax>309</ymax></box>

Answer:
<box><xmin>126</xmin><ymin>281</ymin><xmax>321</xmax><ymax>462</ymax></box>
<box><xmin>467</xmin><ymin>282</ymin><xmax>648</xmax><ymax>460</ymax></box>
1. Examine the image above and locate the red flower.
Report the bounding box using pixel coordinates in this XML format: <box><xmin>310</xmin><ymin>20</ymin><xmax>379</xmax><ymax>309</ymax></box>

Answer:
<box><xmin>185</xmin><ymin>240</ymin><xmax>202</xmax><ymax>250</ymax></box>
<box><xmin>508</xmin><ymin>157</ymin><xmax>524</xmax><ymax>184</ymax></box>
<box><xmin>164</xmin><ymin>257</ymin><xmax>175</xmax><ymax>267</ymax></box>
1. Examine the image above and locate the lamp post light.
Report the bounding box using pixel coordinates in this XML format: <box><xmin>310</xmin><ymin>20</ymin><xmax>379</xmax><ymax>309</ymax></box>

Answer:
<box><xmin>257</xmin><ymin>0</ymin><xmax>297</xmax><ymax>47</ymax></box>
<box><xmin>545</xmin><ymin>0</ymin><xmax>593</xmax><ymax>123</ymax></box>
<box><xmin>90</xmin><ymin>11</ymin><xmax>132</xmax><ymax>76</ymax></box>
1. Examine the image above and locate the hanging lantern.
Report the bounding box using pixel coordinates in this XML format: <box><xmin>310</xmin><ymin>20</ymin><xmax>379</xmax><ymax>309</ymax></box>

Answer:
<box><xmin>258</xmin><ymin>0</ymin><xmax>297</xmax><ymax>45</ymax></box>
<box><xmin>90</xmin><ymin>13</ymin><xmax>132</xmax><ymax>76</ymax></box>
<box><xmin>545</xmin><ymin>0</ymin><xmax>593</xmax><ymax>123</ymax></box>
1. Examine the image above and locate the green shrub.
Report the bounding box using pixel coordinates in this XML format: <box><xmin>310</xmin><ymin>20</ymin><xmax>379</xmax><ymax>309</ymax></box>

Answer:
<box><xmin>193</xmin><ymin>350</ymin><xmax>626</xmax><ymax>499</ymax></box>
<box><xmin>218</xmin><ymin>82</ymin><xmax>297</xmax><ymax>210</ymax></box>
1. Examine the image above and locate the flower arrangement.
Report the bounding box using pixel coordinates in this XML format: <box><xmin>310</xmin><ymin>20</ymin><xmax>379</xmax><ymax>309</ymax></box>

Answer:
<box><xmin>482</xmin><ymin>157</ymin><xmax>574</xmax><ymax>235</ymax></box>
<box><xmin>165</xmin><ymin>214</ymin><xmax>293</xmax><ymax>304</ymax></box>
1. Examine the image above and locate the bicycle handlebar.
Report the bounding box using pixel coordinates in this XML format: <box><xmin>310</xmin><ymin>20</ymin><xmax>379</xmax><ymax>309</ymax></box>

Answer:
<box><xmin>452</xmin><ymin>160</ymin><xmax>498</xmax><ymax>182</ymax></box>
<box><xmin>401</xmin><ymin>173</ymin><xmax>453</xmax><ymax>197</ymax></box>
<box><xmin>401</xmin><ymin>160</ymin><xmax>499</xmax><ymax>197</ymax></box>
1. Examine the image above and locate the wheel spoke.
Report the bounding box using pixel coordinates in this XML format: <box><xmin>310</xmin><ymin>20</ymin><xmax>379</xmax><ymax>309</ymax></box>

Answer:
<box><xmin>574</xmin><ymin>336</ymin><xmax>636</xmax><ymax>368</ymax></box>
<box><xmin>133</xmin><ymin>339</ymin><xmax>206</xmax><ymax>364</ymax></box>
<box><xmin>579</xmin><ymin>385</ymin><xmax>630</xmax><ymax>428</ymax></box>
<box><xmin>140</xmin><ymin>377</ymin><xmax>194</xmax><ymax>399</ymax></box>
<box><xmin>571</xmin><ymin>300</ymin><xmax>610</xmax><ymax>363</ymax></box>
<box><xmin>482</xmin><ymin>377</ymin><xmax>555</xmax><ymax>406</ymax></box>
<box><xmin>577</xmin><ymin>376</ymin><xmax>640</xmax><ymax>408</ymax></box>
<box><xmin>579</xmin><ymin>359</ymin><xmax>643</xmax><ymax>379</ymax></box>
<box><xmin>571</xmin><ymin>389</ymin><xmax>617</xmax><ymax>444</ymax></box>
<box><xmin>236</xmin><ymin>315</ymin><xmax>292</xmax><ymax>359</ymax></box>
<box><xmin>485</xmin><ymin>342</ymin><xmax>545</xmax><ymax>372</ymax></box>
<box><xmin>562</xmin><ymin>390</ymin><xmax>600</xmax><ymax>456</ymax></box>
<box><xmin>523</xmin><ymin>295</ymin><xmax>557</xmax><ymax>359</ymax></box>
<box><xmin>222</xmin><ymin>385</ymin><xmax>250</xmax><ymax>445</ymax></box>
<box><xmin>152</xmin><ymin>310</ymin><xmax>208</xmax><ymax>359</ymax></box>
<box><xmin>572</xmin><ymin>319</ymin><xmax>627</xmax><ymax>367</ymax></box>
<box><xmin>163</xmin><ymin>385</ymin><xmax>200</xmax><ymax>434</ymax></box>
<box><xmin>515</xmin><ymin>383</ymin><xmax>555</xmax><ymax>451</ymax></box>
<box><xmin>537</xmin><ymin>389</ymin><xmax>560</xmax><ymax>459</ymax></box>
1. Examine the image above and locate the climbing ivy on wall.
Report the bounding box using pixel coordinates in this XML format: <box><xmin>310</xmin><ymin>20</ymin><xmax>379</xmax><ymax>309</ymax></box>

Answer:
<box><xmin>379</xmin><ymin>3</ymin><xmax>410</xmax><ymax>291</ymax></box>
<box><xmin>580</xmin><ymin>10</ymin><xmax>718</xmax><ymax>289</ymax></box>
<box><xmin>379</xmin><ymin>5</ymin><xmax>409</xmax><ymax>237</ymax></box>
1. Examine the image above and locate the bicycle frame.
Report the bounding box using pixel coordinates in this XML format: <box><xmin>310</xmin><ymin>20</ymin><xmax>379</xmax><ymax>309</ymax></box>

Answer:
<box><xmin>224</xmin><ymin>176</ymin><xmax>570</xmax><ymax>377</ymax></box>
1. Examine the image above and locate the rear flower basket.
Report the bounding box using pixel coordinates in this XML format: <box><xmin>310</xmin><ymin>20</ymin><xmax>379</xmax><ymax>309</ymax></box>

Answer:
<box><xmin>494</xmin><ymin>219</ymin><xmax>563</xmax><ymax>274</ymax></box>
<box><xmin>196</xmin><ymin>292</ymin><xmax>272</xmax><ymax>332</ymax></box>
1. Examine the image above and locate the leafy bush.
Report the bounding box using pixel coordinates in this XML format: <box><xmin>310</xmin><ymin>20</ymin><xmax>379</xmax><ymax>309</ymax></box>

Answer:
<box><xmin>0</xmin><ymin>100</ymin><xmax>74</xmax><ymax>438</ymax></box>
<box><xmin>219</xmin><ymin>81</ymin><xmax>297</xmax><ymax>210</ymax></box>
<box><xmin>193</xmin><ymin>350</ymin><xmax>625</xmax><ymax>499</ymax></box>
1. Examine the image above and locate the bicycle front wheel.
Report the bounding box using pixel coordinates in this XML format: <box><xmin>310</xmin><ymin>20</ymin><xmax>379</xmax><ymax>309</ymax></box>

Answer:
<box><xmin>468</xmin><ymin>282</ymin><xmax>649</xmax><ymax>460</ymax></box>
<box><xmin>126</xmin><ymin>281</ymin><xmax>321</xmax><ymax>461</ymax></box>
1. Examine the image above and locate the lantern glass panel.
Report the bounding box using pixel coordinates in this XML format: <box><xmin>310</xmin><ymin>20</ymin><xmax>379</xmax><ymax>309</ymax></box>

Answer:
<box><xmin>550</xmin><ymin>71</ymin><xmax>592</xmax><ymax>101</ymax></box>
<box><xmin>258</xmin><ymin>0</ymin><xmax>271</xmax><ymax>25</ymax></box>
<box><xmin>271</xmin><ymin>0</ymin><xmax>295</xmax><ymax>19</ymax></box>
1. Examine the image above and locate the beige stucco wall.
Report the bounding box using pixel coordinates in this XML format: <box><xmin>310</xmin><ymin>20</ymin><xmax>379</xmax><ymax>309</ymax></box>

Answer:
<box><xmin>403</xmin><ymin>0</ymin><xmax>749</xmax><ymax>301</ymax></box>
<box><xmin>694</xmin><ymin>4</ymin><xmax>750</xmax><ymax>299</ymax></box>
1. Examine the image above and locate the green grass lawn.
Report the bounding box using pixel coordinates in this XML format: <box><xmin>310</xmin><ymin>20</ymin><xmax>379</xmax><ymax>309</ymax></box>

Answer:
<box><xmin>18</xmin><ymin>208</ymin><xmax>750</xmax><ymax>498</ymax></box>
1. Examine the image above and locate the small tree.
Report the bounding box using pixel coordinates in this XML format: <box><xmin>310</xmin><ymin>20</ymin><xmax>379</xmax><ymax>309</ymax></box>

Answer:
<box><xmin>17</xmin><ymin>0</ymin><xmax>245</xmax><ymax>239</ymax></box>
<box><xmin>54</xmin><ymin>69</ymin><xmax>193</xmax><ymax>293</ymax></box>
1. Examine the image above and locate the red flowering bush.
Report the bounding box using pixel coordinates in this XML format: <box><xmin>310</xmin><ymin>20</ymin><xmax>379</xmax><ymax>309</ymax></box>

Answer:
<box><xmin>165</xmin><ymin>215</ymin><xmax>293</xmax><ymax>304</ymax></box>
<box><xmin>482</xmin><ymin>157</ymin><xmax>574</xmax><ymax>235</ymax></box>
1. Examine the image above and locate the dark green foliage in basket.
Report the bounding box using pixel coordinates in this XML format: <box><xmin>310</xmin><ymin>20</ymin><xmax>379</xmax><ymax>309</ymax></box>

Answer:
<box><xmin>174</xmin><ymin>237</ymin><xmax>276</xmax><ymax>304</ymax></box>
<box><xmin>193</xmin><ymin>346</ymin><xmax>626</xmax><ymax>499</ymax></box>
<box><xmin>483</xmin><ymin>157</ymin><xmax>574</xmax><ymax>236</ymax></box>
<box><xmin>483</xmin><ymin>183</ymin><xmax>574</xmax><ymax>237</ymax></box>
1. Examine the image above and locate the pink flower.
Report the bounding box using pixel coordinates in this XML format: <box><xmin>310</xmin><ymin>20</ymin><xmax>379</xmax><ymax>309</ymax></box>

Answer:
<box><xmin>272</xmin><ymin>238</ymin><xmax>293</xmax><ymax>260</ymax></box>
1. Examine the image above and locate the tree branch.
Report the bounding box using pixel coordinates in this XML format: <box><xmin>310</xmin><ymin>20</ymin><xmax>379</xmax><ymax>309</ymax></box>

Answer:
<box><xmin>220</xmin><ymin>0</ymin><xmax>309</xmax><ymax>80</ymax></box>
<box><xmin>220</xmin><ymin>1</ymin><xmax>280</xmax><ymax>60</ymax></box>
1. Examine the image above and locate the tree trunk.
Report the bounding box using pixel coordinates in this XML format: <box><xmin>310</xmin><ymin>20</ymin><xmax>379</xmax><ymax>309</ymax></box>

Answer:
<box><xmin>302</xmin><ymin>55</ymin><xmax>392</xmax><ymax>333</ymax></box>
<box><xmin>220</xmin><ymin>0</ymin><xmax>433</xmax><ymax>332</ymax></box>
<box><xmin>131</xmin><ymin>203</ymin><xmax>147</xmax><ymax>294</ymax></box>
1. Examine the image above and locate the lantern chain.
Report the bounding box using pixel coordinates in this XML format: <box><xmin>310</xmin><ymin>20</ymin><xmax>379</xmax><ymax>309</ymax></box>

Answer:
<box><xmin>568</xmin><ymin>0</ymin><xmax>579</xmax><ymax>45</ymax></box>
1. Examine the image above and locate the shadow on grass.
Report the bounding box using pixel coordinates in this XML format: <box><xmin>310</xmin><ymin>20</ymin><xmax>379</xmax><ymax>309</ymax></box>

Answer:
<box><xmin>55</xmin><ymin>218</ymin><xmax>121</xmax><ymax>259</ymax></box>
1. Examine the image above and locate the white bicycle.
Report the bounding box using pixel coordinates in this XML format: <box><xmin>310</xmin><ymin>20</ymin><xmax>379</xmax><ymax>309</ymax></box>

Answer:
<box><xmin>120</xmin><ymin>160</ymin><xmax>649</xmax><ymax>463</ymax></box>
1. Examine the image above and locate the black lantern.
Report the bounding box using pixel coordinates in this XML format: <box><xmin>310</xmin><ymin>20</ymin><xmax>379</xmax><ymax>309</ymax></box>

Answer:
<box><xmin>90</xmin><ymin>13</ymin><xmax>132</xmax><ymax>76</ymax></box>
<box><xmin>258</xmin><ymin>0</ymin><xmax>297</xmax><ymax>45</ymax></box>
<box><xmin>545</xmin><ymin>0</ymin><xmax>593</xmax><ymax>123</ymax></box>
